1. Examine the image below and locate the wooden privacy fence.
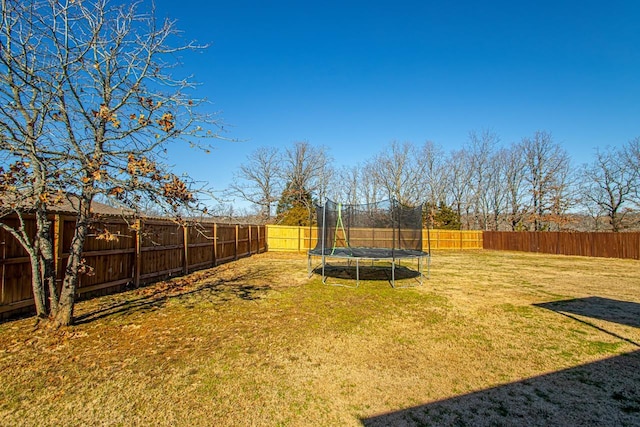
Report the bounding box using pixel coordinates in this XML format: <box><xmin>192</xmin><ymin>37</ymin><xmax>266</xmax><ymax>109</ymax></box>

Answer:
<box><xmin>266</xmin><ymin>225</ymin><xmax>483</xmax><ymax>252</ymax></box>
<box><xmin>483</xmin><ymin>231</ymin><xmax>640</xmax><ymax>260</ymax></box>
<box><xmin>0</xmin><ymin>214</ymin><xmax>266</xmax><ymax>318</ymax></box>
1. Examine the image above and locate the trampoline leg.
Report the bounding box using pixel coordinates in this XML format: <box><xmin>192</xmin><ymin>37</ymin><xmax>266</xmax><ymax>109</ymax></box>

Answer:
<box><xmin>391</xmin><ymin>260</ymin><xmax>396</xmax><ymax>288</ymax></box>
<box><xmin>322</xmin><ymin>255</ymin><xmax>326</xmax><ymax>284</ymax></box>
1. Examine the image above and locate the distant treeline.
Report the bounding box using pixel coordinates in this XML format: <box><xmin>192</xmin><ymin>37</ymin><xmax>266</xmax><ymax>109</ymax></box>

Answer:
<box><xmin>227</xmin><ymin>131</ymin><xmax>640</xmax><ymax>232</ymax></box>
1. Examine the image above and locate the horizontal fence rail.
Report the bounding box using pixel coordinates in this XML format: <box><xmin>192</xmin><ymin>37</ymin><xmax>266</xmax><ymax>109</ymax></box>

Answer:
<box><xmin>483</xmin><ymin>231</ymin><xmax>640</xmax><ymax>260</ymax></box>
<box><xmin>266</xmin><ymin>225</ymin><xmax>484</xmax><ymax>252</ymax></box>
<box><xmin>0</xmin><ymin>214</ymin><xmax>266</xmax><ymax>318</ymax></box>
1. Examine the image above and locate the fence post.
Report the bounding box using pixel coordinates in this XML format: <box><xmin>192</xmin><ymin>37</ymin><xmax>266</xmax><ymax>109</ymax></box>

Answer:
<box><xmin>248</xmin><ymin>225</ymin><xmax>252</xmax><ymax>255</ymax></box>
<box><xmin>213</xmin><ymin>223</ymin><xmax>218</xmax><ymax>266</ymax></box>
<box><xmin>183</xmin><ymin>224</ymin><xmax>189</xmax><ymax>275</ymax></box>
<box><xmin>134</xmin><ymin>219</ymin><xmax>142</xmax><ymax>288</ymax></box>
<box><xmin>234</xmin><ymin>224</ymin><xmax>239</xmax><ymax>260</ymax></box>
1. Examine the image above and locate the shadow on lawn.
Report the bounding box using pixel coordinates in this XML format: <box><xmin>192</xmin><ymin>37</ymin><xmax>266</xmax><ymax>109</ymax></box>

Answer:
<box><xmin>361</xmin><ymin>351</ymin><xmax>640</xmax><ymax>426</ymax></box>
<box><xmin>314</xmin><ymin>264</ymin><xmax>421</xmax><ymax>282</ymax></box>
<box><xmin>74</xmin><ymin>268</ymin><xmax>270</xmax><ymax>325</ymax></box>
<box><xmin>361</xmin><ymin>297</ymin><xmax>640</xmax><ymax>426</ymax></box>
<box><xmin>535</xmin><ymin>296</ymin><xmax>640</xmax><ymax>328</ymax></box>
<box><xmin>534</xmin><ymin>296</ymin><xmax>640</xmax><ymax>347</ymax></box>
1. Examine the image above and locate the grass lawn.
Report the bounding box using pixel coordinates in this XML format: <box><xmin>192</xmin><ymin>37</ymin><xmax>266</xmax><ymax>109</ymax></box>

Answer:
<box><xmin>0</xmin><ymin>250</ymin><xmax>639</xmax><ymax>426</ymax></box>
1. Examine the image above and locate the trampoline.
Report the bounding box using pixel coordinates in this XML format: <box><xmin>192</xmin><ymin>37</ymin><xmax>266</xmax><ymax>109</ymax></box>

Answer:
<box><xmin>307</xmin><ymin>199</ymin><xmax>430</xmax><ymax>288</ymax></box>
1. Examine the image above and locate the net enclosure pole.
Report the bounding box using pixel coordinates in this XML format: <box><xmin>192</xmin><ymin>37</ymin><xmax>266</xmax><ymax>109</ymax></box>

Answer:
<box><xmin>390</xmin><ymin>200</ymin><xmax>394</xmax><ymax>288</ymax></box>
<box><xmin>321</xmin><ymin>201</ymin><xmax>327</xmax><ymax>283</ymax></box>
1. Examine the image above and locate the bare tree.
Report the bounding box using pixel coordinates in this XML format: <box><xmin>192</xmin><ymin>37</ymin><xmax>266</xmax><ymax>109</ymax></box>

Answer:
<box><xmin>369</xmin><ymin>141</ymin><xmax>426</xmax><ymax>206</ymax></box>
<box><xmin>466</xmin><ymin>129</ymin><xmax>500</xmax><ymax>230</ymax></box>
<box><xmin>360</xmin><ymin>161</ymin><xmax>385</xmax><ymax>206</ymax></box>
<box><xmin>280</xmin><ymin>141</ymin><xmax>332</xmax><ymax>205</ymax></box>
<box><xmin>547</xmin><ymin>162</ymin><xmax>577</xmax><ymax>231</ymax></box>
<box><xmin>0</xmin><ymin>0</ymin><xmax>221</xmax><ymax>326</ymax></box>
<box><xmin>330</xmin><ymin>165</ymin><xmax>361</xmax><ymax>205</ymax></box>
<box><xmin>501</xmin><ymin>145</ymin><xmax>527</xmax><ymax>230</ymax></box>
<box><xmin>229</xmin><ymin>146</ymin><xmax>282</xmax><ymax>221</ymax></box>
<box><xmin>579</xmin><ymin>146</ymin><xmax>638</xmax><ymax>231</ymax></box>
<box><xmin>0</xmin><ymin>0</ymin><xmax>61</xmax><ymax>317</ymax></box>
<box><xmin>445</xmin><ymin>148</ymin><xmax>473</xmax><ymax>229</ymax></box>
<box><xmin>485</xmin><ymin>149</ymin><xmax>510</xmax><ymax>230</ymax></box>
<box><xmin>420</xmin><ymin>141</ymin><xmax>447</xmax><ymax>207</ymax></box>
<box><xmin>316</xmin><ymin>162</ymin><xmax>335</xmax><ymax>205</ymax></box>
<box><xmin>519</xmin><ymin>131</ymin><xmax>572</xmax><ymax>231</ymax></box>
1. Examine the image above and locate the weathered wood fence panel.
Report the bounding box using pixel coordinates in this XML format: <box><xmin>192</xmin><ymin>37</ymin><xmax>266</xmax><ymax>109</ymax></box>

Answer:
<box><xmin>216</xmin><ymin>225</ymin><xmax>238</xmax><ymax>263</ymax></box>
<box><xmin>483</xmin><ymin>231</ymin><xmax>640</xmax><ymax>260</ymax></box>
<box><xmin>187</xmin><ymin>223</ymin><xmax>215</xmax><ymax>271</ymax></box>
<box><xmin>77</xmin><ymin>217</ymin><xmax>136</xmax><ymax>296</ymax></box>
<box><xmin>1</xmin><ymin>215</ymin><xmax>266</xmax><ymax>318</ymax></box>
<box><xmin>237</xmin><ymin>226</ymin><xmax>251</xmax><ymax>259</ymax></box>
<box><xmin>0</xmin><ymin>216</ymin><xmax>41</xmax><ymax>313</ymax></box>
<box><xmin>266</xmin><ymin>225</ymin><xmax>483</xmax><ymax>252</ymax></box>
<box><xmin>139</xmin><ymin>220</ymin><xmax>184</xmax><ymax>284</ymax></box>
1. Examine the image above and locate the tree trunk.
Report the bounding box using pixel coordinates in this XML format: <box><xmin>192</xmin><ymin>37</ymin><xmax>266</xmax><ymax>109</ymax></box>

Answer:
<box><xmin>610</xmin><ymin>210</ymin><xmax>620</xmax><ymax>232</ymax></box>
<box><xmin>29</xmin><ymin>209</ymin><xmax>49</xmax><ymax>318</ymax></box>
<box><xmin>52</xmin><ymin>234</ymin><xmax>84</xmax><ymax>326</ymax></box>
<box><xmin>52</xmin><ymin>197</ymin><xmax>91</xmax><ymax>327</ymax></box>
<box><xmin>1</xmin><ymin>213</ymin><xmax>49</xmax><ymax>318</ymax></box>
<box><xmin>53</xmin><ymin>276</ymin><xmax>74</xmax><ymax>327</ymax></box>
<box><xmin>28</xmin><ymin>249</ymin><xmax>47</xmax><ymax>318</ymax></box>
<box><xmin>34</xmin><ymin>209</ymin><xmax>58</xmax><ymax>315</ymax></box>
<box><xmin>40</xmin><ymin>241</ymin><xmax>57</xmax><ymax>314</ymax></box>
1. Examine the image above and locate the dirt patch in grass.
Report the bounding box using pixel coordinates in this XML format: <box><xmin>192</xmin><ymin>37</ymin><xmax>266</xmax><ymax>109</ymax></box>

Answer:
<box><xmin>0</xmin><ymin>250</ymin><xmax>639</xmax><ymax>426</ymax></box>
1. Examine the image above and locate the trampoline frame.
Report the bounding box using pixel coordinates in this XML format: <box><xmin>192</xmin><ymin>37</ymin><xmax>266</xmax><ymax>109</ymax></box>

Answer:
<box><xmin>307</xmin><ymin>199</ymin><xmax>431</xmax><ymax>288</ymax></box>
<box><xmin>307</xmin><ymin>247</ymin><xmax>430</xmax><ymax>288</ymax></box>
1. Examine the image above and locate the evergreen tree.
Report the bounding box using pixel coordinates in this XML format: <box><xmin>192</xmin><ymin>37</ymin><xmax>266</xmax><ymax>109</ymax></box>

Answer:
<box><xmin>276</xmin><ymin>181</ymin><xmax>314</xmax><ymax>226</ymax></box>
<box><xmin>434</xmin><ymin>202</ymin><xmax>462</xmax><ymax>230</ymax></box>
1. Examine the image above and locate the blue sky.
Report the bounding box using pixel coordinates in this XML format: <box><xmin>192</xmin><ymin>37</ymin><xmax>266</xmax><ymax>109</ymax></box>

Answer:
<box><xmin>153</xmin><ymin>0</ymin><xmax>640</xmax><ymax>206</ymax></box>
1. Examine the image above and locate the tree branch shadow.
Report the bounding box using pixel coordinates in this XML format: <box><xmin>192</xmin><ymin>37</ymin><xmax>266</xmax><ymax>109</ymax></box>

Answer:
<box><xmin>73</xmin><ymin>268</ymin><xmax>270</xmax><ymax>325</ymax></box>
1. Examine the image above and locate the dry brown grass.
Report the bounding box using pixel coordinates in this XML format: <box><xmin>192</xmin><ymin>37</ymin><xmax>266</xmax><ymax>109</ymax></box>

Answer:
<box><xmin>0</xmin><ymin>250</ymin><xmax>639</xmax><ymax>426</ymax></box>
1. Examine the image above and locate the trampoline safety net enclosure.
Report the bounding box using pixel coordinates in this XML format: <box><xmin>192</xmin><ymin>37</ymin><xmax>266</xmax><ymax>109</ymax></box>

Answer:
<box><xmin>308</xmin><ymin>199</ymin><xmax>430</xmax><ymax>287</ymax></box>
